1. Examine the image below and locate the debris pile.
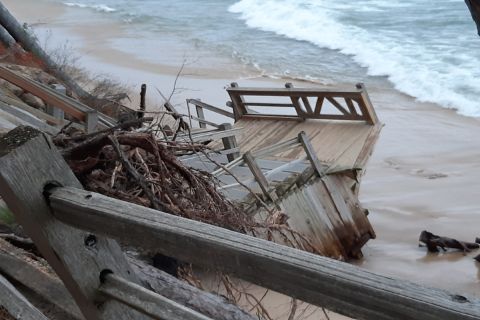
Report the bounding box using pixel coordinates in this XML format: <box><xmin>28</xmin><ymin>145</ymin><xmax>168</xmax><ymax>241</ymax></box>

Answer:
<box><xmin>54</xmin><ymin>123</ymin><xmax>252</xmax><ymax>233</ymax></box>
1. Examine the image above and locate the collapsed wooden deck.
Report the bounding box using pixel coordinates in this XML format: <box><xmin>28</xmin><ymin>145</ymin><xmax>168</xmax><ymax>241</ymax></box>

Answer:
<box><xmin>186</xmin><ymin>83</ymin><xmax>382</xmax><ymax>259</ymax></box>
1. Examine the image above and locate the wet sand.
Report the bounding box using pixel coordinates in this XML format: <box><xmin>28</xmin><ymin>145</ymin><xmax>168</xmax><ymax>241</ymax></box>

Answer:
<box><xmin>3</xmin><ymin>0</ymin><xmax>480</xmax><ymax>313</ymax></box>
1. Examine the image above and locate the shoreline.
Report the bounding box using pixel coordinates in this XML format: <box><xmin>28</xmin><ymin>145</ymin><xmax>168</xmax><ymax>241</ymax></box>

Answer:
<box><xmin>3</xmin><ymin>0</ymin><xmax>480</xmax><ymax>299</ymax></box>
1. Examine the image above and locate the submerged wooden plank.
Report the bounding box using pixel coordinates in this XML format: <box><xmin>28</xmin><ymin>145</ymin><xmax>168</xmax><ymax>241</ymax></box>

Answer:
<box><xmin>50</xmin><ymin>186</ymin><xmax>480</xmax><ymax>320</ymax></box>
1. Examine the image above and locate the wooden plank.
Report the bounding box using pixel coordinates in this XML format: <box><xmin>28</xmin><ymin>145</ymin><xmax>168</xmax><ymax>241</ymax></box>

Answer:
<box><xmin>0</xmin><ymin>127</ymin><xmax>147</xmax><ymax>320</ymax></box>
<box><xmin>84</xmin><ymin>110</ymin><xmax>98</xmax><ymax>133</ymax></box>
<box><xmin>0</xmin><ymin>94</ymin><xmax>62</xmax><ymax>125</ymax></box>
<box><xmin>49</xmin><ymin>186</ymin><xmax>480</xmax><ymax>320</ymax></box>
<box><xmin>355</xmin><ymin>83</ymin><xmax>378</xmax><ymax>125</ymax></box>
<box><xmin>0</xmin><ymin>66</ymin><xmax>115</xmax><ymax>128</ymax></box>
<box><xmin>240</xmin><ymin>114</ymin><xmax>365</xmax><ymax>121</ymax></box>
<box><xmin>195</xmin><ymin>105</ymin><xmax>207</xmax><ymax>129</ymax></box>
<box><xmin>0</xmin><ymin>66</ymin><xmax>85</xmax><ymax>120</ymax></box>
<box><xmin>189</xmin><ymin>114</ymin><xmax>220</xmax><ymax>129</ymax></box>
<box><xmin>99</xmin><ymin>273</ymin><xmax>213</xmax><ymax>320</ymax></box>
<box><xmin>0</xmin><ymin>274</ymin><xmax>49</xmax><ymax>320</ymax></box>
<box><xmin>326</xmin><ymin>97</ymin><xmax>349</xmax><ymax>115</ymax></box>
<box><xmin>240</xmin><ymin>114</ymin><xmax>303</xmax><ymax>121</ymax></box>
<box><xmin>243</xmin><ymin>152</ymin><xmax>276</xmax><ymax>201</ymax></box>
<box><xmin>227</xmin><ymin>83</ymin><xmax>248</xmax><ymax>118</ymax></box>
<box><xmin>0</xmin><ymin>252</ymin><xmax>83</xmax><ymax>320</ymax></box>
<box><xmin>176</xmin><ymin>127</ymin><xmax>241</xmax><ymax>143</ymax></box>
<box><xmin>227</xmin><ymin>87</ymin><xmax>363</xmax><ymax>99</ymax></box>
<box><xmin>243</xmin><ymin>102</ymin><xmax>294</xmax><ymax>108</ymax></box>
<box><xmin>298</xmin><ymin>131</ymin><xmax>326</xmax><ymax>176</ymax></box>
<box><xmin>345</xmin><ymin>98</ymin><xmax>358</xmax><ymax>116</ymax></box>
<box><xmin>128</xmin><ymin>257</ymin><xmax>256</xmax><ymax>320</ymax></box>
<box><xmin>0</xmin><ymin>101</ymin><xmax>58</xmax><ymax>135</ymax></box>
<box><xmin>187</xmin><ymin>99</ymin><xmax>235</xmax><ymax>118</ymax></box>
<box><xmin>314</xmin><ymin>97</ymin><xmax>324</xmax><ymax>115</ymax></box>
<box><xmin>218</xmin><ymin>123</ymin><xmax>240</xmax><ymax>161</ymax></box>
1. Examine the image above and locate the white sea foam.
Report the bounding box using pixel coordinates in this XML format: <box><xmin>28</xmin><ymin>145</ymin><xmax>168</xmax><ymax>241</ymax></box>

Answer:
<box><xmin>229</xmin><ymin>0</ymin><xmax>480</xmax><ymax>117</ymax></box>
<box><xmin>63</xmin><ymin>2</ymin><xmax>116</xmax><ymax>13</ymax></box>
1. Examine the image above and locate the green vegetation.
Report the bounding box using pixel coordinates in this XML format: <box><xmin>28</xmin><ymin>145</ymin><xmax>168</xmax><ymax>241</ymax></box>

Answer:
<box><xmin>0</xmin><ymin>206</ymin><xmax>14</xmax><ymax>225</ymax></box>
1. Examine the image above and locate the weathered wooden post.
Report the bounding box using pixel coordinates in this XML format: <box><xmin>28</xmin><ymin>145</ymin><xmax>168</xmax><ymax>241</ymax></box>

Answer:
<box><xmin>46</xmin><ymin>84</ymin><xmax>66</xmax><ymax>122</ymax></box>
<box><xmin>85</xmin><ymin>109</ymin><xmax>98</xmax><ymax>133</ymax></box>
<box><xmin>218</xmin><ymin>122</ymin><xmax>240</xmax><ymax>161</ymax></box>
<box><xmin>137</xmin><ymin>84</ymin><xmax>146</xmax><ymax>119</ymax></box>
<box><xmin>195</xmin><ymin>99</ymin><xmax>206</xmax><ymax>129</ymax></box>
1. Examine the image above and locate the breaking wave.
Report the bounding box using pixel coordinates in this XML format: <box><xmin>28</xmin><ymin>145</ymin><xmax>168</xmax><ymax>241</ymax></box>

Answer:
<box><xmin>229</xmin><ymin>0</ymin><xmax>480</xmax><ymax>117</ymax></box>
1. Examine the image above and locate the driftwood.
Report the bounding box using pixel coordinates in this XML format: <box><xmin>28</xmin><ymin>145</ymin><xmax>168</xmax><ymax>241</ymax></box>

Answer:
<box><xmin>419</xmin><ymin>230</ymin><xmax>480</xmax><ymax>253</ymax></box>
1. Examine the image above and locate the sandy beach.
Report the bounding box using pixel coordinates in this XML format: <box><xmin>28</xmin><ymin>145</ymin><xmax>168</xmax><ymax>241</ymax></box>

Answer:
<box><xmin>3</xmin><ymin>0</ymin><xmax>480</xmax><ymax>311</ymax></box>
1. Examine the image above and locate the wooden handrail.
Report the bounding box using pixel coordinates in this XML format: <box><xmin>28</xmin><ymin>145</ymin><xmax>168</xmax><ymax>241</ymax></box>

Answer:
<box><xmin>0</xmin><ymin>66</ymin><xmax>116</xmax><ymax>129</ymax></box>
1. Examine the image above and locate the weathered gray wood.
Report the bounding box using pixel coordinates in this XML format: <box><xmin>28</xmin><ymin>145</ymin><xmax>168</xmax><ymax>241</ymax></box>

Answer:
<box><xmin>128</xmin><ymin>258</ymin><xmax>255</xmax><ymax>320</ymax></box>
<box><xmin>298</xmin><ymin>131</ymin><xmax>326</xmax><ymax>177</ymax></box>
<box><xmin>189</xmin><ymin>114</ymin><xmax>220</xmax><ymax>129</ymax></box>
<box><xmin>355</xmin><ymin>83</ymin><xmax>378</xmax><ymax>125</ymax></box>
<box><xmin>242</xmin><ymin>102</ymin><xmax>294</xmax><ymax>108</ymax></box>
<box><xmin>243</xmin><ymin>152</ymin><xmax>277</xmax><ymax>202</ymax></box>
<box><xmin>218</xmin><ymin>123</ymin><xmax>240</xmax><ymax>161</ymax></box>
<box><xmin>49</xmin><ymin>186</ymin><xmax>480</xmax><ymax>320</ymax></box>
<box><xmin>241</xmin><ymin>113</ymin><xmax>365</xmax><ymax>121</ymax></box>
<box><xmin>0</xmin><ymin>93</ymin><xmax>62</xmax><ymax>125</ymax></box>
<box><xmin>227</xmin><ymin>86</ymin><xmax>362</xmax><ymax>98</ymax></box>
<box><xmin>227</xmin><ymin>82</ymin><xmax>248</xmax><ymax>119</ymax></box>
<box><xmin>85</xmin><ymin>110</ymin><xmax>98</xmax><ymax>133</ymax></box>
<box><xmin>0</xmin><ymin>66</ymin><xmax>115</xmax><ymax>128</ymax></box>
<box><xmin>0</xmin><ymin>252</ymin><xmax>83</xmax><ymax>320</ymax></box>
<box><xmin>174</xmin><ymin>127</ymin><xmax>241</xmax><ymax>144</ymax></box>
<box><xmin>46</xmin><ymin>84</ymin><xmax>66</xmax><ymax>122</ymax></box>
<box><xmin>0</xmin><ymin>100</ymin><xmax>58</xmax><ymax>135</ymax></box>
<box><xmin>195</xmin><ymin>103</ymin><xmax>206</xmax><ymax>129</ymax></box>
<box><xmin>0</xmin><ymin>274</ymin><xmax>49</xmax><ymax>320</ymax></box>
<box><xmin>0</xmin><ymin>126</ymin><xmax>147</xmax><ymax>320</ymax></box>
<box><xmin>99</xmin><ymin>273</ymin><xmax>212</xmax><ymax>320</ymax></box>
<box><xmin>187</xmin><ymin>99</ymin><xmax>235</xmax><ymax>118</ymax></box>
<box><xmin>326</xmin><ymin>97</ymin><xmax>349</xmax><ymax>115</ymax></box>
<box><xmin>0</xmin><ymin>249</ymin><xmax>253</xmax><ymax>320</ymax></box>
<box><xmin>252</xmin><ymin>137</ymin><xmax>301</xmax><ymax>159</ymax></box>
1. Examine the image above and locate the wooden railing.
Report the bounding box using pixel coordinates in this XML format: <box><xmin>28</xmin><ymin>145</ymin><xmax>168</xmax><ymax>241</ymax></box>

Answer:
<box><xmin>0</xmin><ymin>126</ymin><xmax>478</xmax><ymax>320</ymax></box>
<box><xmin>213</xmin><ymin>131</ymin><xmax>325</xmax><ymax>202</ymax></box>
<box><xmin>227</xmin><ymin>82</ymin><xmax>378</xmax><ymax>125</ymax></box>
<box><xmin>0</xmin><ymin>66</ymin><xmax>117</xmax><ymax>132</ymax></box>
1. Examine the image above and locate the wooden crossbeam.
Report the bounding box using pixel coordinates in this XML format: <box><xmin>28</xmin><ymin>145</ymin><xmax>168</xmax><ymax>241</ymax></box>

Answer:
<box><xmin>48</xmin><ymin>186</ymin><xmax>480</xmax><ymax>320</ymax></box>
<box><xmin>345</xmin><ymin>98</ymin><xmax>358</xmax><ymax>116</ymax></box>
<box><xmin>326</xmin><ymin>97</ymin><xmax>349</xmax><ymax>115</ymax></box>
